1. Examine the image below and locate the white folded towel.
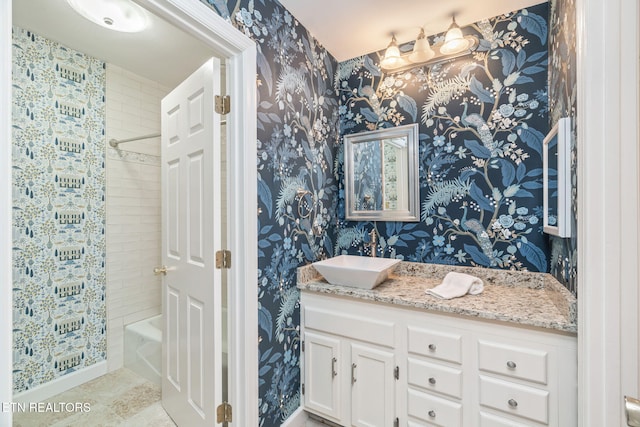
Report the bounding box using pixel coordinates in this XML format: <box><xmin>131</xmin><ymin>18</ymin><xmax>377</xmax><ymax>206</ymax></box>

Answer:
<box><xmin>426</xmin><ymin>272</ymin><xmax>484</xmax><ymax>299</ymax></box>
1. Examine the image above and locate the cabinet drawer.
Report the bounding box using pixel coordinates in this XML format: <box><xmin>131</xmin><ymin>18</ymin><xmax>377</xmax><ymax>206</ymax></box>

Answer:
<box><xmin>408</xmin><ymin>388</ymin><xmax>462</xmax><ymax>426</ymax></box>
<box><xmin>408</xmin><ymin>326</ymin><xmax>462</xmax><ymax>364</ymax></box>
<box><xmin>408</xmin><ymin>358</ymin><xmax>462</xmax><ymax>399</ymax></box>
<box><xmin>479</xmin><ymin>375</ymin><xmax>549</xmax><ymax>424</ymax></box>
<box><xmin>479</xmin><ymin>411</ymin><xmax>531</xmax><ymax>427</ymax></box>
<box><xmin>478</xmin><ymin>339</ymin><xmax>548</xmax><ymax>384</ymax></box>
<box><xmin>305</xmin><ymin>306</ymin><xmax>395</xmax><ymax>347</ymax></box>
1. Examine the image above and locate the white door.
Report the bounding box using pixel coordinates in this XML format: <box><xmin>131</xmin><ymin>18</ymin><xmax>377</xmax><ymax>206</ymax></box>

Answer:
<box><xmin>160</xmin><ymin>58</ymin><xmax>223</xmax><ymax>427</ymax></box>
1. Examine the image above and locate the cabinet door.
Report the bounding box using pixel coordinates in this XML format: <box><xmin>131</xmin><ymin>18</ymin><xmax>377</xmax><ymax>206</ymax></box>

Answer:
<box><xmin>304</xmin><ymin>331</ymin><xmax>342</xmax><ymax>422</ymax></box>
<box><xmin>350</xmin><ymin>343</ymin><xmax>395</xmax><ymax>427</ymax></box>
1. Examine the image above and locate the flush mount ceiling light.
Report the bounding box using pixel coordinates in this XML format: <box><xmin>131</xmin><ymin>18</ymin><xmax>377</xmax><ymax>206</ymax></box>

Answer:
<box><xmin>380</xmin><ymin>17</ymin><xmax>478</xmax><ymax>73</ymax></box>
<box><xmin>66</xmin><ymin>0</ymin><xmax>149</xmax><ymax>33</ymax></box>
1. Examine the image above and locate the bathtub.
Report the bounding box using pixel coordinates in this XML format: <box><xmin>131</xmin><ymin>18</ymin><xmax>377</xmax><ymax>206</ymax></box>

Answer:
<box><xmin>124</xmin><ymin>314</ymin><xmax>162</xmax><ymax>385</ymax></box>
<box><xmin>124</xmin><ymin>309</ymin><xmax>228</xmax><ymax>387</ymax></box>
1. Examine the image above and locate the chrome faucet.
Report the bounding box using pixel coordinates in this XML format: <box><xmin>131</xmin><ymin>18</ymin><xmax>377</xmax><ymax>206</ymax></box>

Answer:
<box><xmin>368</xmin><ymin>229</ymin><xmax>378</xmax><ymax>257</ymax></box>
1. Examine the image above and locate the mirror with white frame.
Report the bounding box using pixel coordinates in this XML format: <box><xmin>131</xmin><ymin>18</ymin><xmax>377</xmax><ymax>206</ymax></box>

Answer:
<box><xmin>543</xmin><ymin>117</ymin><xmax>572</xmax><ymax>237</ymax></box>
<box><xmin>344</xmin><ymin>123</ymin><xmax>419</xmax><ymax>221</ymax></box>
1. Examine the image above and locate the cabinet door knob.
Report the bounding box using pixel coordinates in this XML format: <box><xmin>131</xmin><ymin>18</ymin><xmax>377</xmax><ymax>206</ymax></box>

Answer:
<box><xmin>428</xmin><ymin>377</ymin><xmax>436</xmax><ymax>385</ymax></box>
<box><xmin>428</xmin><ymin>343</ymin><xmax>436</xmax><ymax>351</ymax></box>
<box><xmin>508</xmin><ymin>398</ymin><xmax>518</xmax><ymax>408</ymax></box>
<box><xmin>507</xmin><ymin>360</ymin><xmax>517</xmax><ymax>369</ymax></box>
<box><xmin>428</xmin><ymin>410</ymin><xmax>436</xmax><ymax>418</ymax></box>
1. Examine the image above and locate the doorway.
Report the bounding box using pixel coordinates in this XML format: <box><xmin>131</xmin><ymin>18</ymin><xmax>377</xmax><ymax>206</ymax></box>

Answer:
<box><xmin>0</xmin><ymin>1</ymin><xmax>257</xmax><ymax>425</ymax></box>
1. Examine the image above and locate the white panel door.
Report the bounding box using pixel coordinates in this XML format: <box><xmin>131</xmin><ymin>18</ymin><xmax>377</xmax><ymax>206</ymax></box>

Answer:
<box><xmin>160</xmin><ymin>58</ymin><xmax>222</xmax><ymax>427</ymax></box>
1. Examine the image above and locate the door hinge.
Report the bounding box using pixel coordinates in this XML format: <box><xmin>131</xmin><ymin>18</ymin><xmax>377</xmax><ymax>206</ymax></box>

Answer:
<box><xmin>394</xmin><ymin>417</ymin><xmax>399</xmax><ymax>427</ymax></box>
<box><xmin>394</xmin><ymin>366</ymin><xmax>399</xmax><ymax>380</ymax></box>
<box><xmin>216</xmin><ymin>401</ymin><xmax>232</xmax><ymax>423</ymax></box>
<box><xmin>215</xmin><ymin>95</ymin><xmax>231</xmax><ymax>115</ymax></box>
<box><xmin>216</xmin><ymin>250</ymin><xmax>231</xmax><ymax>269</ymax></box>
<box><xmin>301</xmin><ymin>340</ymin><xmax>305</xmax><ymax>352</ymax></box>
<box><xmin>301</xmin><ymin>383</ymin><xmax>305</xmax><ymax>395</ymax></box>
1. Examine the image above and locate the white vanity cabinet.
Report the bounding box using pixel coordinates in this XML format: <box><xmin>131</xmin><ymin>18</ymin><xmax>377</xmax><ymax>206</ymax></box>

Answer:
<box><xmin>300</xmin><ymin>291</ymin><xmax>577</xmax><ymax>427</ymax></box>
<box><xmin>301</xmin><ymin>293</ymin><xmax>399</xmax><ymax>426</ymax></box>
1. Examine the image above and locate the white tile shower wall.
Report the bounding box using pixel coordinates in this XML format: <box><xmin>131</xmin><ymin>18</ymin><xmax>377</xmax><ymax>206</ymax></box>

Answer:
<box><xmin>105</xmin><ymin>64</ymin><xmax>169</xmax><ymax>372</ymax></box>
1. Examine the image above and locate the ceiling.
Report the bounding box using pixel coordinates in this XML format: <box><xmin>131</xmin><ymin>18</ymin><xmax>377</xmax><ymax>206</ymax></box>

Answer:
<box><xmin>12</xmin><ymin>0</ymin><xmax>213</xmax><ymax>88</ymax></box>
<box><xmin>13</xmin><ymin>0</ymin><xmax>546</xmax><ymax>86</ymax></box>
<box><xmin>279</xmin><ymin>0</ymin><xmax>546</xmax><ymax>62</ymax></box>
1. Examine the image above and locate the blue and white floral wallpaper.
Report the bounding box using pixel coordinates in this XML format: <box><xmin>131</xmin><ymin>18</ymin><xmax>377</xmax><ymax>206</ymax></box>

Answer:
<box><xmin>12</xmin><ymin>27</ymin><xmax>107</xmax><ymax>393</ymax></box>
<box><xmin>549</xmin><ymin>0</ymin><xmax>578</xmax><ymax>294</ymax></box>
<box><xmin>201</xmin><ymin>1</ymin><xmax>556</xmax><ymax>425</ymax></box>
<box><xmin>202</xmin><ymin>1</ymin><xmax>340</xmax><ymax>424</ymax></box>
<box><xmin>337</xmin><ymin>4</ymin><xmax>551</xmax><ymax>272</ymax></box>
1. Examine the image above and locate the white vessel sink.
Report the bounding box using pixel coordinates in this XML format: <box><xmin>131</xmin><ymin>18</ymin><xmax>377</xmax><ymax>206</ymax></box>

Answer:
<box><xmin>312</xmin><ymin>255</ymin><xmax>401</xmax><ymax>289</ymax></box>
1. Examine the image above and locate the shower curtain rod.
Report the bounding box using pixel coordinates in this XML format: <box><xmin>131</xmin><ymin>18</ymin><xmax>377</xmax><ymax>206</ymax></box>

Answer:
<box><xmin>109</xmin><ymin>133</ymin><xmax>160</xmax><ymax>148</ymax></box>
<box><xmin>109</xmin><ymin>120</ymin><xmax>227</xmax><ymax>148</ymax></box>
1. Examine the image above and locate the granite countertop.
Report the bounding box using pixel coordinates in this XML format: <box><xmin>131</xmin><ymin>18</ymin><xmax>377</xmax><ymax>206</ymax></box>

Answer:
<box><xmin>297</xmin><ymin>261</ymin><xmax>577</xmax><ymax>334</ymax></box>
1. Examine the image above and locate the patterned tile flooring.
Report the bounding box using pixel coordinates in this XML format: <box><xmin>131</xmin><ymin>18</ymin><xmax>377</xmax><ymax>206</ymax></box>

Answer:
<box><xmin>13</xmin><ymin>369</ymin><xmax>175</xmax><ymax>427</ymax></box>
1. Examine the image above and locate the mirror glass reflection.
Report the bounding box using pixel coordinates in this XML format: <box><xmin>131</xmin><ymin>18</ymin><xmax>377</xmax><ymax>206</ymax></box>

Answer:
<box><xmin>345</xmin><ymin>123</ymin><xmax>419</xmax><ymax>221</ymax></box>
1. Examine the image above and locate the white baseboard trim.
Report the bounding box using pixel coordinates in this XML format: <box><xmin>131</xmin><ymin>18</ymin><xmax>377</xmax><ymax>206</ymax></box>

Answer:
<box><xmin>13</xmin><ymin>361</ymin><xmax>108</xmax><ymax>403</ymax></box>
<box><xmin>281</xmin><ymin>406</ymin><xmax>308</xmax><ymax>427</ymax></box>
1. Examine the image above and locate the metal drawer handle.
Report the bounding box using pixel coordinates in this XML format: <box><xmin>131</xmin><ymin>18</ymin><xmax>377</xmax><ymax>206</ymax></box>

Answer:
<box><xmin>508</xmin><ymin>399</ymin><xmax>518</xmax><ymax>408</ymax></box>
<box><xmin>428</xmin><ymin>410</ymin><xmax>436</xmax><ymax>418</ymax></box>
<box><xmin>428</xmin><ymin>343</ymin><xmax>437</xmax><ymax>351</ymax></box>
<box><xmin>428</xmin><ymin>377</ymin><xmax>436</xmax><ymax>385</ymax></box>
<box><xmin>331</xmin><ymin>357</ymin><xmax>337</xmax><ymax>378</ymax></box>
<box><xmin>507</xmin><ymin>360</ymin><xmax>517</xmax><ymax>369</ymax></box>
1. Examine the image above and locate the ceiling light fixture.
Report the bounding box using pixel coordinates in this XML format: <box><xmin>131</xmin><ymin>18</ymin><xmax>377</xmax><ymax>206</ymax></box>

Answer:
<box><xmin>66</xmin><ymin>0</ymin><xmax>149</xmax><ymax>33</ymax></box>
<box><xmin>380</xmin><ymin>17</ymin><xmax>478</xmax><ymax>73</ymax></box>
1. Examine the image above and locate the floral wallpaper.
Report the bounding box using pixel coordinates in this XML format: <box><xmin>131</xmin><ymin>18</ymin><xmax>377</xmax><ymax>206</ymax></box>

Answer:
<box><xmin>201</xmin><ymin>1</ymin><xmax>340</xmax><ymax>424</ymax></box>
<box><xmin>201</xmin><ymin>1</ymin><xmax>557</xmax><ymax>424</ymax></box>
<box><xmin>549</xmin><ymin>0</ymin><xmax>578</xmax><ymax>294</ymax></box>
<box><xmin>11</xmin><ymin>27</ymin><xmax>106</xmax><ymax>393</ymax></box>
<box><xmin>337</xmin><ymin>3</ymin><xmax>551</xmax><ymax>273</ymax></box>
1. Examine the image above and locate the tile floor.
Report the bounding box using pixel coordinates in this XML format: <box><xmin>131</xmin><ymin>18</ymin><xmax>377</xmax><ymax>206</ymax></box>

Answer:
<box><xmin>13</xmin><ymin>369</ymin><xmax>175</xmax><ymax>427</ymax></box>
<box><xmin>12</xmin><ymin>369</ymin><xmax>337</xmax><ymax>426</ymax></box>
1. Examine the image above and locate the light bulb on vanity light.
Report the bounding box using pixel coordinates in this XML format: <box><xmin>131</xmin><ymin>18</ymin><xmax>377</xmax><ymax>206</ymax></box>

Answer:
<box><xmin>439</xmin><ymin>15</ymin><xmax>470</xmax><ymax>55</ymax></box>
<box><xmin>409</xmin><ymin>28</ymin><xmax>435</xmax><ymax>63</ymax></box>
<box><xmin>380</xmin><ymin>34</ymin><xmax>402</xmax><ymax>69</ymax></box>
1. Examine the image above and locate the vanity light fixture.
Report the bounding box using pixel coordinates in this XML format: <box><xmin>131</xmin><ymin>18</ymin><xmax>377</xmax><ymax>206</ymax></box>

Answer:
<box><xmin>408</xmin><ymin>28</ymin><xmax>435</xmax><ymax>63</ymax></box>
<box><xmin>380</xmin><ymin>34</ymin><xmax>402</xmax><ymax>69</ymax></box>
<box><xmin>440</xmin><ymin>15</ymin><xmax>472</xmax><ymax>55</ymax></box>
<box><xmin>66</xmin><ymin>0</ymin><xmax>149</xmax><ymax>33</ymax></box>
<box><xmin>380</xmin><ymin>16</ymin><xmax>478</xmax><ymax>73</ymax></box>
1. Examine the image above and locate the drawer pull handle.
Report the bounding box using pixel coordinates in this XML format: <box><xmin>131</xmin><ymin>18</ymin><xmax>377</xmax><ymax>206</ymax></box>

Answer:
<box><xmin>507</xmin><ymin>360</ymin><xmax>517</xmax><ymax>369</ymax></box>
<box><xmin>428</xmin><ymin>410</ymin><xmax>436</xmax><ymax>418</ymax></box>
<box><xmin>428</xmin><ymin>377</ymin><xmax>436</xmax><ymax>385</ymax></box>
<box><xmin>508</xmin><ymin>399</ymin><xmax>518</xmax><ymax>408</ymax></box>
<box><xmin>351</xmin><ymin>363</ymin><xmax>357</xmax><ymax>384</ymax></box>
<box><xmin>428</xmin><ymin>344</ymin><xmax>437</xmax><ymax>351</ymax></box>
<box><xmin>331</xmin><ymin>357</ymin><xmax>337</xmax><ymax>378</ymax></box>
